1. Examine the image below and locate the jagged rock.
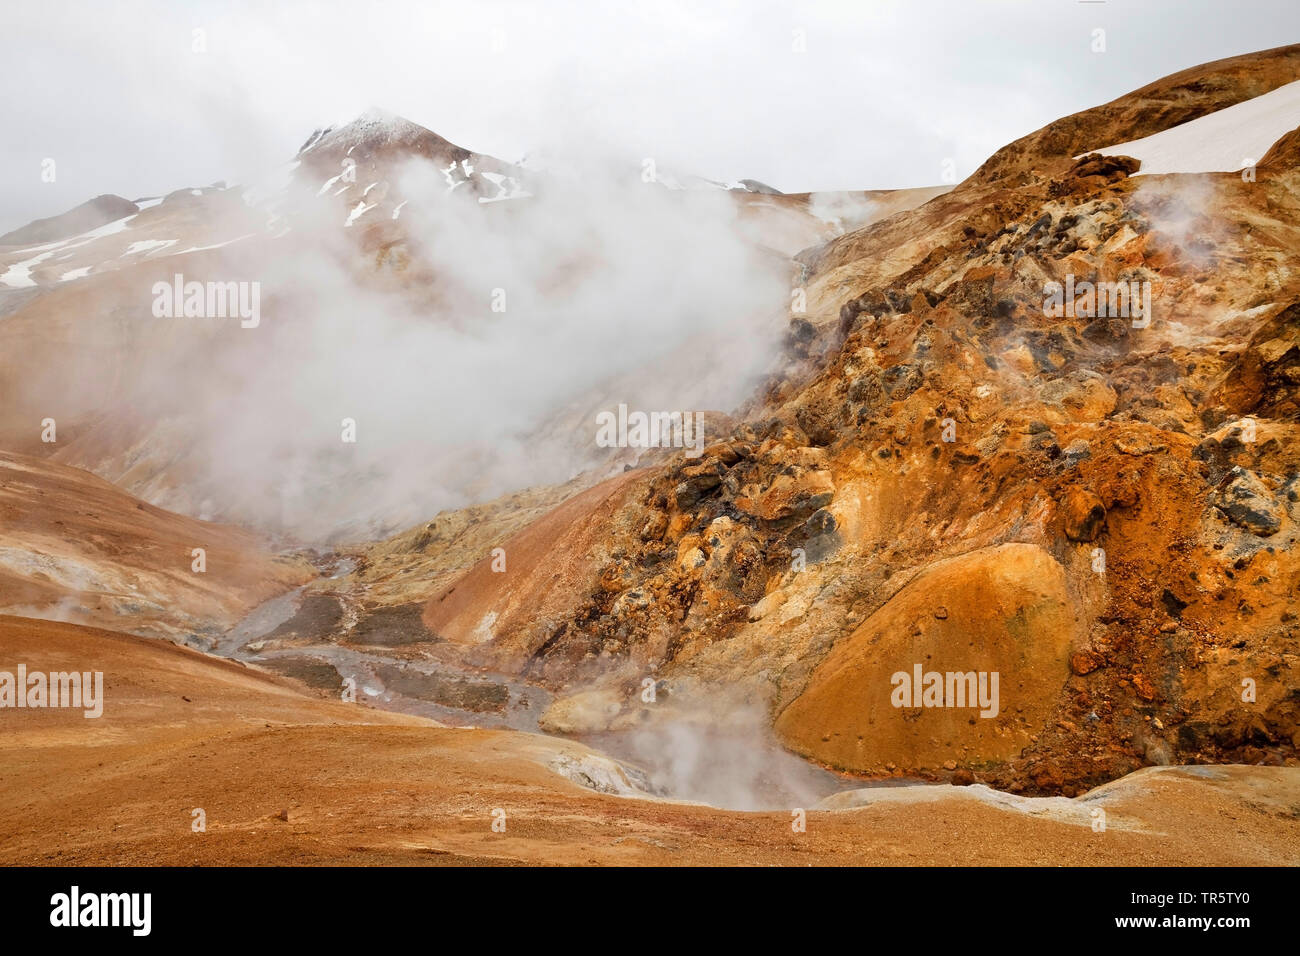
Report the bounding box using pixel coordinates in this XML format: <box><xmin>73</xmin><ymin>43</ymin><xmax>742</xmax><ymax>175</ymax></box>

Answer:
<box><xmin>1215</xmin><ymin>466</ymin><xmax>1283</xmax><ymax>536</ymax></box>
<box><xmin>611</xmin><ymin>588</ymin><xmax>651</xmax><ymax>616</ymax></box>
<box><xmin>1061</xmin><ymin>487</ymin><xmax>1106</xmax><ymax>541</ymax></box>
<box><xmin>974</xmin><ymin>432</ymin><xmax>1004</xmax><ymax>458</ymax></box>
<box><xmin>1041</xmin><ymin>372</ymin><xmax>1117</xmax><ymax>422</ymax></box>
<box><xmin>1213</xmin><ymin>302</ymin><xmax>1300</xmax><ymax>420</ymax></box>
<box><xmin>785</xmin><ymin>317</ymin><xmax>816</xmax><ymax>355</ymax></box>
<box><xmin>747</xmin><ymin>590</ymin><xmax>787</xmax><ymax>622</ymax></box>
<box><xmin>1114</xmin><ymin>435</ymin><xmax>1167</xmax><ymax>456</ymax></box>
<box><xmin>846</xmin><ymin>365</ymin><xmax>885</xmax><ymax>406</ymax></box>
<box><xmin>700</xmin><ymin>441</ymin><xmax>746</xmax><ymax>466</ymax></box>
<box><xmin>677</xmin><ymin>546</ymin><xmax>707</xmax><ymax>571</ymax></box>
<box><xmin>671</xmin><ymin>473</ymin><xmax>721</xmax><ymax>509</ymax></box>
<box><xmin>883</xmin><ymin>363</ymin><xmax>923</xmax><ymax>398</ymax></box>
<box><xmin>1063</xmin><ymin>438</ymin><xmax>1091</xmax><ymax>466</ymax></box>
<box><xmin>805</xmin><ymin>507</ymin><xmax>837</xmax><ymax>536</ymax></box>
<box><xmin>735</xmin><ymin>469</ymin><xmax>834</xmax><ymax>521</ymax></box>
<box><xmin>1070</xmin><ymin>651</ymin><xmax>1105</xmax><ymax>675</ymax></box>
<box><xmin>1081</xmin><ymin>317</ymin><xmax>1129</xmax><ymax>342</ymax></box>
<box><xmin>640</xmin><ymin>511</ymin><xmax>668</xmax><ymax>541</ymax></box>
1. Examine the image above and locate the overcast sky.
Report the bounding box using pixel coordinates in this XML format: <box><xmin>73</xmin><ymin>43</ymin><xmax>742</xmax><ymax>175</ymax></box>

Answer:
<box><xmin>2</xmin><ymin>0</ymin><xmax>1298</xmax><ymax>233</ymax></box>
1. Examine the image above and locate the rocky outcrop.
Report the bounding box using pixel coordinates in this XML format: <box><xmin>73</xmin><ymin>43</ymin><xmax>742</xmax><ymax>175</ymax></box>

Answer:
<box><xmin>405</xmin><ymin>45</ymin><xmax>1300</xmax><ymax>793</ymax></box>
<box><xmin>1061</xmin><ymin>487</ymin><xmax>1107</xmax><ymax>541</ymax></box>
<box><xmin>775</xmin><ymin>544</ymin><xmax>1080</xmax><ymax>774</ymax></box>
<box><xmin>1214</xmin><ymin>466</ymin><xmax>1285</xmax><ymax>536</ymax></box>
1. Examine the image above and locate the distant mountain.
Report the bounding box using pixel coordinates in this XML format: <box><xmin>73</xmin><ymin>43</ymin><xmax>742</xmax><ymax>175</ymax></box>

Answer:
<box><xmin>0</xmin><ymin>193</ymin><xmax>139</xmax><ymax>246</ymax></box>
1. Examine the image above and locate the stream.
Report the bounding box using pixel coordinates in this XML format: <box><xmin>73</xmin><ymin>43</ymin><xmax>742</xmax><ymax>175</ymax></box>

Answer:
<box><xmin>203</xmin><ymin>561</ymin><xmax>892</xmax><ymax>809</ymax></box>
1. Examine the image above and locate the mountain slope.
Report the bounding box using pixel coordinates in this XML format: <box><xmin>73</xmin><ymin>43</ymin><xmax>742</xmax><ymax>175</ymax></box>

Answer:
<box><xmin>0</xmin><ymin>451</ymin><xmax>312</xmax><ymax>640</ymax></box>
<box><xmin>401</xmin><ymin>45</ymin><xmax>1300</xmax><ymax>793</ymax></box>
<box><xmin>0</xmin><ymin>110</ymin><xmax>871</xmax><ymax>542</ymax></box>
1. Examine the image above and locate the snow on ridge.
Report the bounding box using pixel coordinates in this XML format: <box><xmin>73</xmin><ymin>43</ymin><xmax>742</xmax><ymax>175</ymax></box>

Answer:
<box><xmin>310</xmin><ymin>108</ymin><xmax>439</xmax><ymax>157</ymax></box>
<box><xmin>6</xmin><ymin>213</ymin><xmax>137</xmax><ymax>258</ymax></box>
<box><xmin>1</xmin><ymin>250</ymin><xmax>55</xmax><ymax>287</ymax></box>
<box><xmin>317</xmin><ymin>172</ymin><xmax>344</xmax><ymax>196</ymax></box>
<box><xmin>298</xmin><ymin>128</ymin><xmax>330</xmax><ymax>154</ymax></box>
<box><xmin>0</xmin><ymin>214</ymin><xmax>137</xmax><ymax>288</ymax></box>
<box><xmin>124</xmin><ymin>239</ymin><xmax>177</xmax><ymax>257</ymax></box>
<box><xmin>344</xmin><ymin>201</ymin><xmax>377</xmax><ymax>227</ymax></box>
<box><xmin>478</xmin><ymin>171</ymin><xmax>533</xmax><ymax>204</ymax></box>
<box><xmin>175</xmin><ymin>234</ymin><xmax>256</xmax><ymax>254</ymax></box>
<box><xmin>1088</xmin><ymin>79</ymin><xmax>1300</xmax><ymax>176</ymax></box>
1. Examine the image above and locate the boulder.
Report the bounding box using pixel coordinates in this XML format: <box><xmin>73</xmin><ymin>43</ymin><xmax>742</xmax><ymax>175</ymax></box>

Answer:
<box><xmin>775</xmin><ymin>543</ymin><xmax>1079</xmax><ymax>773</ymax></box>
<box><xmin>734</xmin><ymin>469</ymin><xmax>834</xmax><ymax>521</ymax></box>
<box><xmin>1215</xmin><ymin>466</ymin><xmax>1283</xmax><ymax>536</ymax></box>
<box><xmin>1061</xmin><ymin>487</ymin><xmax>1107</xmax><ymax>542</ymax></box>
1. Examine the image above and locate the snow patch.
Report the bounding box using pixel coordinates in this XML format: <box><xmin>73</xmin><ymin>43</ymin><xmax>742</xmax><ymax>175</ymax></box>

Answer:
<box><xmin>1088</xmin><ymin>79</ymin><xmax>1300</xmax><ymax>175</ymax></box>
<box><xmin>124</xmin><ymin>239</ymin><xmax>177</xmax><ymax>257</ymax></box>
<box><xmin>478</xmin><ymin>171</ymin><xmax>533</xmax><ymax>204</ymax></box>
<box><xmin>1</xmin><ymin>250</ymin><xmax>56</xmax><ymax>287</ymax></box>
<box><xmin>344</xmin><ymin>201</ymin><xmax>377</xmax><ymax>227</ymax></box>
<box><xmin>1</xmin><ymin>213</ymin><xmax>136</xmax><ymax>286</ymax></box>
<box><xmin>175</xmin><ymin>233</ymin><xmax>256</xmax><ymax>254</ymax></box>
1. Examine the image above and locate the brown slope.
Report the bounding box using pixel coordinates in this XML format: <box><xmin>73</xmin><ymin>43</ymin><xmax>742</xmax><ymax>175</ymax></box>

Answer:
<box><xmin>2</xmin><ymin>615</ymin><xmax>1296</xmax><ymax>866</ymax></box>
<box><xmin>422</xmin><ymin>470</ymin><xmax>651</xmax><ymax>677</ymax></box>
<box><xmin>0</xmin><ymin>451</ymin><xmax>311</xmax><ymax>640</ymax></box>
